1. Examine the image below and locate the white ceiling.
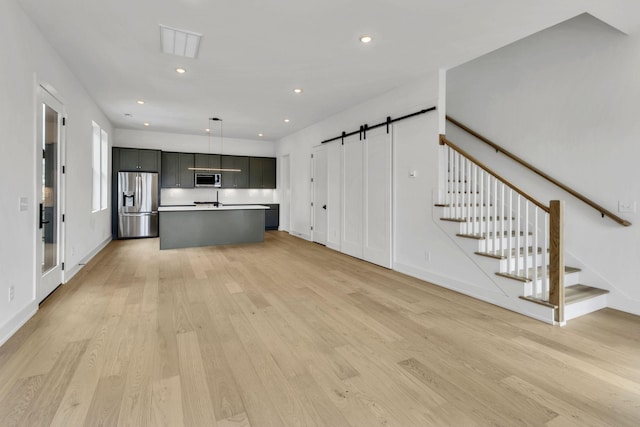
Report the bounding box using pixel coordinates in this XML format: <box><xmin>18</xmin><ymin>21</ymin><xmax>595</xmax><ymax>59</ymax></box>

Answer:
<box><xmin>17</xmin><ymin>0</ymin><xmax>640</xmax><ymax>141</ymax></box>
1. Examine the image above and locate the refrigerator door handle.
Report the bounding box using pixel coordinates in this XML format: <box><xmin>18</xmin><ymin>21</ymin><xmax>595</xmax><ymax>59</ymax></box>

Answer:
<box><xmin>135</xmin><ymin>174</ymin><xmax>142</xmax><ymax>213</ymax></box>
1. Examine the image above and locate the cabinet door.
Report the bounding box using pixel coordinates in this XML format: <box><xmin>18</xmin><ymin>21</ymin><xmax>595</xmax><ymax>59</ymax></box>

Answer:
<box><xmin>195</xmin><ymin>154</ymin><xmax>221</xmax><ymax>170</ymax></box>
<box><xmin>138</xmin><ymin>150</ymin><xmax>159</xmax><ymax>171</ymax></box>
<box><xmin>262</xmin><ymin>157</ymin><xmax>276</xmax><ymax>188</ymax></box>
<box><xmin>221</xmin><ymin>156</ymin><xmax>249</xmax><ymax>188</ymax></box>
<box><xmin>235</xmin><ymin>156</ymin><xmax>250</xmax><ymax>188</ymax></box>
<box><xmin>119</xmin><ymin>148</ymin><xmax>140</xmax><ymax>171</ymax></box>
<box><xmin>178</xmin><ymin>153</ymin><xmax>195</xmax><ymax>188</ymax></box>
<box><xmin>249</xmin><ymin>157</ymin><xmax>263</xmax><ymax>188</ymax></box>
<box><xmin>161</xmin><ymin>152</ymin><xmax>179</xmax><ymax>187</ymax></box>
<box><xmin>265</xmin><ymin>204</ymin><xmax>279</xmax><ymax>230</ymax></box>
<box><xmin>221</xmin><ymin>155</ymin><xmax>236</xmax><ymax>187</ymax></box>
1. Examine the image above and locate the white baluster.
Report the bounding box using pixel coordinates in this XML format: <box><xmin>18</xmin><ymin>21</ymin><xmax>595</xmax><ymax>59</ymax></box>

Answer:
<box><xmin>524</xmin><ymin>202</ymin><xmax>530</xmax><ymax>286</ymax></box>
<box><xmin>493</xmin><ymin>177</ymin><xmax>502</xmax><ymax>255</ymax></box>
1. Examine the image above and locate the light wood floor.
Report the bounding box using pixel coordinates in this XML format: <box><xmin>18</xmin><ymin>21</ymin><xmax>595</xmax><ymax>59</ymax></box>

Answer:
<box><xmin>1</xmin><ymin>231</ymin><xmax>639</xmax><ymax>426</ymax></box>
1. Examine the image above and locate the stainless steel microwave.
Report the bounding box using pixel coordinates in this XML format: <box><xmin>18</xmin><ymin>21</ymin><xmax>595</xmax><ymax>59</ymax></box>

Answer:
<box><xmin>195</xmin><ymin>172</ymin><xmax>221</xmax><ymax>187</ymax></box>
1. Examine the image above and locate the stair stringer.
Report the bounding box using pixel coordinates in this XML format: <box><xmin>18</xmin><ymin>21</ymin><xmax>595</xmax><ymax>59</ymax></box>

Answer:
<box><xmin>432</xmin><ymin>206</ymin><xmax>556</xmax><ymax>324</ymax></box>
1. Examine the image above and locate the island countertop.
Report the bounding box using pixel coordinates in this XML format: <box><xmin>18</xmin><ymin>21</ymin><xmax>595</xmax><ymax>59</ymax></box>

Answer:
<box><xmin>158</xmin><ymin>204</ymin><xmax>269</xmax><ymax>212</ymax></box>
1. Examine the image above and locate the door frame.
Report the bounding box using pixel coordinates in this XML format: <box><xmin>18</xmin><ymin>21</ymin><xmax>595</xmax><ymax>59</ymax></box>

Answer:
<box><xmin>279</xmin><ymin>154</ymin><xmax>291</xmax><ymax>232</ymax></box>
<box><xmin>35</xmin><ymin>83</ymin><xmax>66</xmax><ymax>303</ymax></box>
<box><xmin>311</xmin><ymin>145</ymin><xmax>328</xmax><ymax>245</ymax></box>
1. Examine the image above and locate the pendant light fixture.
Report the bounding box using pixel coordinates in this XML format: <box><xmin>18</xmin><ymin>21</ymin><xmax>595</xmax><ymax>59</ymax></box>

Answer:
<box><xmin>188</xmin><ymin>117</ymin><xmax>241</xmax><ymax>172</ymax></box>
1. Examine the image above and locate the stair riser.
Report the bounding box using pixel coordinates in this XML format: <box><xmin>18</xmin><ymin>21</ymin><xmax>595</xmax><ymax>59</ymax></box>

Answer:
<box><xmin>526</xmin><ymin>271</ymin><xmax>581</xmax><ymax>291</ymax></box>
<box><xmin>458</xmin><ymin>221</ymin><xmax>520</xmax><ymax>235</ymax></box>
<box><xmin>496</xmin><ymin>253</ymin><xmax>549</xmax><ymax>272</ymax></box>
<box><xmin>478</xmin><ymin>236</ymin><xmax>534</xmax><ymax>252</ymax></box>
<box><xmin>564</xmin><ymin>294</ymin><xmax>608</xmax><ymax>321</ymax></box>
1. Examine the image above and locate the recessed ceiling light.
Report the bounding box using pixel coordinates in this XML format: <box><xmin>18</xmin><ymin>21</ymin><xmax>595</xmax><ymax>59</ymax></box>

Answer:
<box><xmin>144</xmin><ymin>122</ymin><xmax>150</xmax><ymax>127</ymax></box>
<box><xmin>176</xmin><ymin>67</ymin><xmax>186</xmax><ymax>74</ymax></box>
<box><xmin>205</xmin><ymin>128</ymin><xmax>210</xmax><ymax>133</ymax></box>
<box><xmin>359</xmin><ymin>35</ymin><xmax>373</xmax><ymax>44</ymax></box>
<box><xmin>293</xmin><ymin>88</ymin><xmax>303</xmax><ymax>94</ymax></box>
<box><xmin>137</xmin><ymin>100</ymin><xmax>145</xmax><ymax>105</ymax></box>
<box><xmin>258</xmin><ymin>133</ymin><xmax>264</xmax><ymax>137</ymax></box>
<box><xmin>284</xmin><ymin>118</ymin><xmax>290</xmax><ymax>123</ymax></box>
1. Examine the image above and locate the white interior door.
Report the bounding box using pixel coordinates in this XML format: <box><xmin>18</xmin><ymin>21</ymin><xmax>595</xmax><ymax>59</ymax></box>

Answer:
<box><xmin>363</xmin><ymin>127</ymin><xmax>392</xmax><ymax>268</ymax></box>
<box><xmin>36</xmin><ymin>87</ymin><xmax>65</xmax><ymax>302</ymax></box>
<box><xmin>341</xmin><ymin>135</ymin><xmax>364</xmax><ymax>258</ymax></box>
<box><xmin>311</xmin><ymin>146</ymin><xmax>328</xmax><ymax>245</ymax></box>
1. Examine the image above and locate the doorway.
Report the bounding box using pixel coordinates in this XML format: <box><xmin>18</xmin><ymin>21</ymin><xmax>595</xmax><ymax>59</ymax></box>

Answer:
<box><xmin>36</xmin><ymin>86</ymin><xmax>65</xmax><ymax>303</ymax></box>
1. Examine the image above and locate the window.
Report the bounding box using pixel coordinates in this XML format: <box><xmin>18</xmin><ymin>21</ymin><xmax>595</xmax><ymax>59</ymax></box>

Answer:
<box><xmin>92</xmin><ymin>121</ymin><xmax>108</xmax><ymax>212</ymax></box>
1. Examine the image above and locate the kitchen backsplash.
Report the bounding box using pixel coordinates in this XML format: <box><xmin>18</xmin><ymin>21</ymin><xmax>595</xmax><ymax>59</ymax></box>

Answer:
<box><xmin>161</xmin><ymin>188</ymin><xmax>276</xmax><ymax>205</ymax></box>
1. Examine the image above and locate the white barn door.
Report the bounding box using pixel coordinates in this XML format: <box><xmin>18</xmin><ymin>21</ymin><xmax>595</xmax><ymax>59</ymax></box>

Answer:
<box><xmin>340</xmin><ymin>128</ymin><xmax>392</xmax><ymax>268</ymax></box>
<box><xmin>363</xmin><ymin>127</ymin><xmax>392</xmax><ymax>268</ymax></box>
<box><xmin>341</xmin><ymin>135</ymin><xmax>364</xmax><ymax>258</ymax></box>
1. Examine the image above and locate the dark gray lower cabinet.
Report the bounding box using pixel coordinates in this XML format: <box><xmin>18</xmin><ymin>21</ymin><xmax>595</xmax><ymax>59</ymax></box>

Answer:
<box><xmin>265</xmin><ymin>204</ymin><xmax>279</xmax><ymax>230</ymax></box>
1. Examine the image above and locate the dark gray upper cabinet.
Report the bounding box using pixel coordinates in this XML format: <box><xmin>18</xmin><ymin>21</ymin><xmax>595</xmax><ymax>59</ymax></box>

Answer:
<box><xmin>221</xmin><ymin>155</ymin><xmax>249</xmax><ymax>188</ymax></box>
<box><xmin>249</xmin><ymin>157</ymin><xmax>276</xmax><ymax>189</ymax></box>
<box><xmin>161</xmin><ymin>152</ymin><xmax>194</xmax><ymax>188</ymax></box>
<box><xmin>194</xmin><ymin>153</ymin><xmax>221</xmax><ymax>170</ymax></box>
<box><xmin>262</xmin><ymin>157</ymin><xmax>276</xmax><ymax>188</ymax></box>
<box><xmin>118</xmin><ymin>148</ymin><xmax>160</xmax><ymax>171</ymax></box>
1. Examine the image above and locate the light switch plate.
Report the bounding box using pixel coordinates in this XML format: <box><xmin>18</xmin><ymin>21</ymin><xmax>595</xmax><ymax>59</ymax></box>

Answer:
<box><xmin>19</xmin><ymin>197</ymin><xmax>28</xmax><ymax>212</ymax></box>
<box><xmin>618</xmin><ymin>201</ymin><xmax>637</xmax><ymax>213</ymax></box>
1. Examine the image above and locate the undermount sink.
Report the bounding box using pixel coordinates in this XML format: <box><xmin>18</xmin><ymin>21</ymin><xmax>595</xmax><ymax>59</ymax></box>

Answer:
<box><xmin>194</xmin><ymin>201</ymin><xmax>222</xmax><ymax>207</ymax></box>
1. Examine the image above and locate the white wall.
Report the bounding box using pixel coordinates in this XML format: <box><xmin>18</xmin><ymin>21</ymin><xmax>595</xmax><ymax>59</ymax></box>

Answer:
<box><xmin>115</xmin><ymin>129</ymin><xmax>278</xmax><ymax>205</ymax></box>
<box><xmin>115</xmin><ymin>128</ymin><xmax>276</xmax><ymax>157</ymax></box>
<box><xmin>447</xmin><ymin>14</ymin><xmax>640</xmax><ymax>315</ymax></box>
<box><xmin>1</xmin><ymin>0</ymin><xmax>113</xmax><ymax>344</ymax></box>
<box><xmin>277</xmin><ymin>73</ymin><xmax>515</xmax><ymax>311</ymax></box>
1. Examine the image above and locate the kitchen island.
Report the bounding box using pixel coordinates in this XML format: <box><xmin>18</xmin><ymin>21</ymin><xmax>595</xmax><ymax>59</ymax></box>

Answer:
<box><xmin>158</xmin><ymin>204</ymin><xmax>269</xmax><ymax>249</ymax></box>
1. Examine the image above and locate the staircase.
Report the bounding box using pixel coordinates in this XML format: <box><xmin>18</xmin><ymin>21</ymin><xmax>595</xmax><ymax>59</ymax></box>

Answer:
<box><xmin>436</xmin><ymin>134</ymin><xmax>609</xmax><ymax>325</ymax></box>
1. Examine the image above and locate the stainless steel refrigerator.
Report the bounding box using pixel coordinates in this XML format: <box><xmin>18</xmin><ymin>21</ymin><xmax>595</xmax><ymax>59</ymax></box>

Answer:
<box><xmin>118</xmin><ymin>172</ymin><xmax>159</xmax><ymax>238</ymax></box>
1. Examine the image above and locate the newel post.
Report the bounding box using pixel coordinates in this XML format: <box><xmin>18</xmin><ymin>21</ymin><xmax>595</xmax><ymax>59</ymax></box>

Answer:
<box><xmin>549</xmin><ymin>200</ymin><xmax>565</xmax><ymax>324</ymax></box>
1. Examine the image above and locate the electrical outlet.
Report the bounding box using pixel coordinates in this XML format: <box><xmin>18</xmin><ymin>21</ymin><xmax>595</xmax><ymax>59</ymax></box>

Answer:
<box><xmin>9</xmin><ymin>286</ymin><xmax>14</xmax><ymax>302</ymax></box>
<box><xmin>618</xmin><ymin>201</ymin><xmax>637</xmax><ymax>213</ymax></box>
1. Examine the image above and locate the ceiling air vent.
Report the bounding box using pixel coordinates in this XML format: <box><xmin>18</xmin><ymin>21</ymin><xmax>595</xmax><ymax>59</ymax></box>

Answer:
<box><xmin>159</xmin><ymin>25</ymin><xmax>202</xmax><ymax>58</ymax></box>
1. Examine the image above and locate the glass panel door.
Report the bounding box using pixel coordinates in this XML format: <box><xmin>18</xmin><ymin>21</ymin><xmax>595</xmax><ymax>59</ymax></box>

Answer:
<box><xmin>42</xmin><ymin>104</ymin><xmax>59</xmax><ymax>273</ymax></box>
<box><xmin>37</xmin><ymin>86</ymin><xmax>64</xmax><ymax>302</ymax></box>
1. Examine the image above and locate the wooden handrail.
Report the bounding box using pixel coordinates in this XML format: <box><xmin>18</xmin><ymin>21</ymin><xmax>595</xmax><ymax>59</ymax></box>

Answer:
<box><xmin>440</xmin><ymin>135</ymin><xmax>550</xmax><ymax>213</ymax></box>
<box><xmin>446</xmin><ymin>115</ymin><xmax>631</xmax><ymax>227</ymax></box>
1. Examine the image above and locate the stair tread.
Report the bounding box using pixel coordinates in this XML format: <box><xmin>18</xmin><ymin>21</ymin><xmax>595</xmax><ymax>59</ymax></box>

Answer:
<box><xmin>435</xmin><ymin>203</ymin><xmax>493</xmax><ymax>207</ymax></box>
<box><xmin>475</xmin><ymin>246</ymin><xmax>545</xmax><ymax>260</ymax></box>
<box><xmin>456</xmin><ymin>230</ymin><xmax>533</xmax><ymax>240</ymax></box>
<box><xmin>518</xmin><ymin>295</ymin><xmax>557</xmax><ymax>309</ymax></box>
<box><xmin>441</xmin><ymin>216</ymin><xmax>513</xmax><ymax>223</ymax></box>
<box><xmin>565</xmin><ymin>284</ymin><xmax>609</xmax><ymax>305</ymax></box>
<box><xmin>496</xmin><ymin>266</ymin><xmax>581</xmax><ymax>283</ymax></box>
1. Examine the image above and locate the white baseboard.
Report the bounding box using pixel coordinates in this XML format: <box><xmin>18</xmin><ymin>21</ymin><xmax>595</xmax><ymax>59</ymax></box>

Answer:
<box><xmin>393</xmin><ymin>261</ymin><xmax>555</xmax><ymax>324</ymax></box>
<box><xmin>289</xmin><ymin>231</ymin><xmax>311</xmax><ymax>241</ymax></box>
<box><xmin>64</xmin><ymin>236</ymin><xmax>112</xmax><ymax>283</ymax></box>
<box><xmin>0</xmin><ymin>302</ymin><xmax>38</xmax><ymax>348</ymax></box>
<box><xmin>1</xmin><ymin>236</ymin><xmax>113</xmax><ymax>348</ymax></box>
